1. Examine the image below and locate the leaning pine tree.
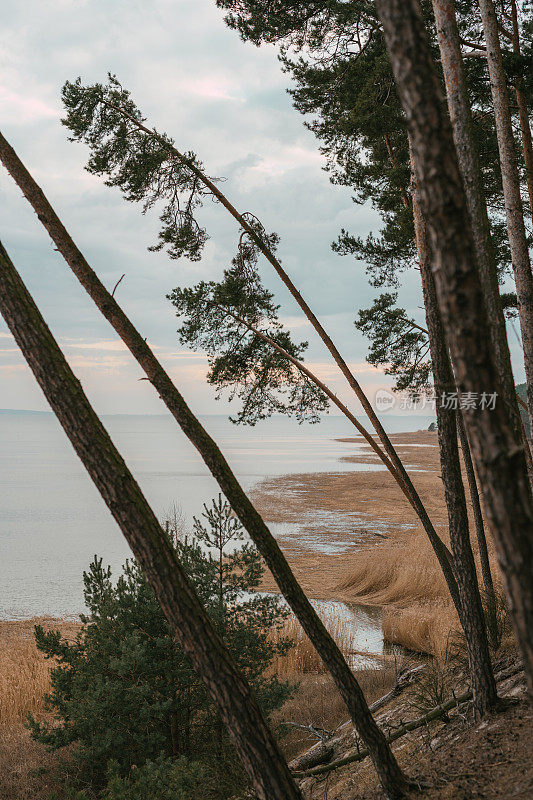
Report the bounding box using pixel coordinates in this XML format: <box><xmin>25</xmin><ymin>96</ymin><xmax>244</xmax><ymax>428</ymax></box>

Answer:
<box><xmin>53</xmin><ymin>76</ymin><xmax>460</xmax><ymax>610</ymax></box>
<box><xmin>0</xmin><ymin>239</ymin><xmax>304</xmax><ymax>800</ymax></box>
<box><xmin>0</xmin><ymin>144</ymin><xmax>411</xmax><ymax>797</ymax></box>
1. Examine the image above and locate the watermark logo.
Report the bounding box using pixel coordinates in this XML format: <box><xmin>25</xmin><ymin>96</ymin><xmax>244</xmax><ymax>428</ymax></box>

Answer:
<box><xmin>372</xmin><ymin>389</ymin><xmax>498</xmax><ymax>412</ymax></box>
<box><xmin>375</xmin><ymin>388</ymin><xmax>396</xmax><ymax>412</ymax></box>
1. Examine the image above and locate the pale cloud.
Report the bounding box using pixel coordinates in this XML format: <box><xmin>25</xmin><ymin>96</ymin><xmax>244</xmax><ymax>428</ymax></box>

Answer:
<box><xmin>236</xmin><ymin>146</ymin><xmax>325</xmax><ymax>190</ymax></box>
<box><xmin>66</xmin><ymin>339</ymin><xmax>129</xmax><ymax>352</ymax></box>
<box><xmin>163</xmin><ymin>351</ymin><xmax>208</xmax><ymax>361</ymax></box>
<box><xmin>0</xmin><ymin>87</ymin><xmax>60</xmax><ymax>124</ymax></box>
<box><xmin>308</xmin><ymin>361</ymin><xmax>384</xmax><ymax>379</ymax></box>
<box><xmin>178</xmin><ymin>76</ymin><xmax>245</xmax><ymax>103</ymax></box>
<box><xmin>0</xmin><ymin>364</ymin><xmax>26</xmax><ymax>373</ymax></box>
<box><xmin>279</xmin><ymin>316</ymin><xmax>312</xmax><ymax>330</ymax></box>
<box><xmin>66</xmin><ymin>356</ymin><xmax>131</xmax><ymax>371</ymax></box>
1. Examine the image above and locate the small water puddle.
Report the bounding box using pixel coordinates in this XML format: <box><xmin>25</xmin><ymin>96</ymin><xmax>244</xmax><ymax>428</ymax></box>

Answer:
<box><xmin>269</xmin><ymin>511</ymin><xmax>416</xmax><ymax>555</ymax></box>
<box><xmin>264</xmin><ymin>594</ymin><xmax>396</xmax><ymax>668</ymax></box>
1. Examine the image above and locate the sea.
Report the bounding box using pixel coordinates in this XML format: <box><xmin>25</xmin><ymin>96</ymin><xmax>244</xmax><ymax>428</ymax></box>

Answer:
<box><xmin>1</xmin><ymin>411</ymin><xmax>434</xmax><ymax>661</ymax></box>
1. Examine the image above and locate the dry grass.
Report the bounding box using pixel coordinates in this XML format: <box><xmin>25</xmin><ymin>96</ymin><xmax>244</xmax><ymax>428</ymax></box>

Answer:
<box><xmin>335</xmin><ymin>528</ymin><xmax>502</xmax><ymax>657</ymax></box>
<box><xmin>335</xmin><ymin>531</ymin><xmax>457</xmax><ymax>655</ymax></box>
<box><xmin>277</xmin><ymin>667</ymin><xmax>396</xmax><ymax>761</ymax></box>
<box><xmin>0</xmin><ymin>618</ymin><xmax>80</xmax><ymax>800</ymax></box>
<box><xmin>381</xmin><ymin>602</ymin><xmax>459</xmax><ymax>659</ymax></box>
<box><xmin>271</xmin><ymin>611</ymin><xmax>369</xmax><ymax>677</ymax></box>
<box><xmin>336</xmin><ymin>531</ymin><xmax>450</xmax><ymax>609</ymax></box>
<box><xmin>0</xmin><ymin>617</ymin><xmax>80</xmax><ymax>727</ymax></box>
<box><xmin>269</xmin><ymin>609</ymin><xmax>398</xmax><ymax>760</ymax></box>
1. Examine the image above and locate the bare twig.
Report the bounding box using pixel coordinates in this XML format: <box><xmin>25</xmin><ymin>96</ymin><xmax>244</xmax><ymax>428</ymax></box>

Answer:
<box><xmin>111</xmin><ymin>273</ymin><xmax>125</xmax><ymax>297</ymax></box>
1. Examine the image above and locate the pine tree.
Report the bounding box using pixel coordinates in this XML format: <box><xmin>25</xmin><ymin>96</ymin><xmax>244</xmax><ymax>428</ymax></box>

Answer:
<box><xmin>28</xmin><ymin>499</ymin><xmax>294</xmax><ymax>795</ymax></box>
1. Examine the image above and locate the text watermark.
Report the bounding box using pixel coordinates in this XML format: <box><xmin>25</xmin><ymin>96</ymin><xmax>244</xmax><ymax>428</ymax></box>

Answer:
<box><xmin>374</xmin><ymin>389</ymin><xmax>497</xmax><ymax>413</ymax></box>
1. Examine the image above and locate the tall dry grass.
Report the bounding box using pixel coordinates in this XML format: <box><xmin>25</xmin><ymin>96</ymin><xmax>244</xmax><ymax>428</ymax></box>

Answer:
<box><xmin>269</xmin><ymin>607</ymin><xmax>398</xmax><ymax>758</ymax></box>
<box><xmin>336</xmin><ymin>529</ymin><xmax>501</xmax><ymax>657</ymax></box>
<box><xmin>0</xmin><ymin>618</ymin><xmax>80</xmax><ymax>727</ymax></box>
<box><xmin>271</xmin><ymin>611</ymin><xmax>373</xmax><ymax>677</ymax></box>
<box><xmin>0</xmin><ymin>618</ymin><xmax>80</xmax><ymax>800</ymax></box>
<box><xmin>276</xmin><ymin>667</ymin><xmax>397</xmax><ymax>761</ymax></box>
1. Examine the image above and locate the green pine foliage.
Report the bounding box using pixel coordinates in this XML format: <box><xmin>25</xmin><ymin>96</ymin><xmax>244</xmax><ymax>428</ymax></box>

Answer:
<box><xmin>62</xmin><ymin>75</ymin><xmax>211</xmax><ymax>261</ymax></box>
<box><xmin>62</xmin><ymin>76</ymin><xmax>329</xmax><ymax>426</ymax></box>
<box><xmin>168</xmin><ymin>265</ymin><xmax>329</xmax><ymax>425</ymax></box>
<box><xmin>28</xmin><ymin>497</ymin><xmax>295</xmax><ymax>798</ymax></box>
<box><xmin>355</xmin><ymin>293</ymin><xmax>431</xmax><ymax>396</ymax></box>
<box><xmin>214</xmin><ymin>0</ymin><xmax>531</xmax><ymax>392</ymax></box>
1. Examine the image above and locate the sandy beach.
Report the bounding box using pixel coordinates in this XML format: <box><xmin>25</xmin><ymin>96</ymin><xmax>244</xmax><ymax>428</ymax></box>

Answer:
<box><xmin>253</xmin><ymin>430</ymin><xmax>444</xmax><ymax>597</ymax></box>
<box><xmin>252</xmin><ymin>429</ymin><xmax>498</xmax><ymax>654</ymax></box>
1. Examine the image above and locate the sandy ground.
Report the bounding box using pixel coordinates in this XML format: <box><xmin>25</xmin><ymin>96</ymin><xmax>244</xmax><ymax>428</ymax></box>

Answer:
<box><xmin>296</xmin><ymin>653</ymin><xmax>532</xmax><ymax>800</ymax></box>
<box><xmin>253</xmin><ymin>430</ymin><xmax>450</xmax><ymax>600</ymax></box>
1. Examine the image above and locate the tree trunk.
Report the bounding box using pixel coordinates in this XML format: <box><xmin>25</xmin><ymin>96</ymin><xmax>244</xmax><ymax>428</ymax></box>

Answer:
<box><xmin>0</xmin><ymin>140</ymin><xmax>408</xmax><ymax>798</ymax></box>
<box><xmin>375</xmin><ymin>0</ymin><xmax>533</xmax><ymax>702</ymax></box>
<box><xmin>477</xmin><ymin>0</ymin><xmax>533</xmax><ymax>433</ymax></box>
<box><xmin>456</xmin><ymin>409</ymin><xmax>499</xmax><ymax>648</ymax></box>
<box><xmin>66</xmin><ymin>103</ymin><xmax>460</xmax><ymax>613</ymax></box>
<box><xmin>412</xmin><ymin>167</ymin><xmax>498</xmax><ymax>717</ymax></box>
<box><xmin>0</xmin><ymin>240</ymin><xmax>302</xmax><ymax>800</ymax></box>
<box><xmin>510</xmin><ymin>0</ymin><xmax>533</xmax><ymax>218</ymax></box>
<box><xmin>431</xmin><ymin>0</ymin><xmax>533</xmax><ymax>482</ymax></box>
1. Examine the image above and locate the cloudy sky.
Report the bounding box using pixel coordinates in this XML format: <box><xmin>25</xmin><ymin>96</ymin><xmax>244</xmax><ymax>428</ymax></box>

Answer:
<box><xmin>0</xmin><ymin>0</ymin><xmax>525</xmax><ymax>417</ymax></box>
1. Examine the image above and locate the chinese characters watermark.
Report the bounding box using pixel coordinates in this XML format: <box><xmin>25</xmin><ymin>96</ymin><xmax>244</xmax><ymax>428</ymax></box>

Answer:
<box><xmin>374</xmin><ymin>389</ymin><xmax>498</xmax><ymax>412</ymax></box>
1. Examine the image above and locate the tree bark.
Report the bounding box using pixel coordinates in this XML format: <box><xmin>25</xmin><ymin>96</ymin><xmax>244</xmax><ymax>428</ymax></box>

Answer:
<box><xmin>412</xmin><ymin>166</ymin><xmax>498</xmax><ymax>716</ymax></box>
<box><xmin>477</xmin><ymin>0</ymin><xmax>533</xmax><ymax>433</ymax></box>
<box><xmin>510</xmin><ymin>0</ymin><xmax>533</xmax><ymax>218</ymax></box>
<box><xmin>375</xmin><ymin>0</ymin><xmax>533</xmax><ymax>702</ymax></box>
<box><xmin>456</xmin><ymin>409</ymin><xmax>499</xmax><ymax>648</ymax></box>
<box><xmin>0</xmin><ymin>138</ymin><xmax>409</xmax><ymax>798</ymax></box>
<box><xmin>0</xmin><ymin>240</ymin><xmax>302</xmax><ymax>800</ymax></box>
<box><xmin>432</xmin><ymin>0</ymin><xmax>533</xmax><ymax>482</ymax></box>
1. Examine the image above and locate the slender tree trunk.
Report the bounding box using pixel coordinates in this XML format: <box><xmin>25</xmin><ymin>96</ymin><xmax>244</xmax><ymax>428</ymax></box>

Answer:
<box><xmin>375</xmin><ymin>0</ymin><xmax>533</xmax><ymax>702</ymax></box>
<box><xmin>0</xmin><ymin>129</ymin><xmax>460</xmax><ymax>619</ymax></box>
<box><xmin>432</xmin><ymin>0</ymin><xmax>522</xmax><ymax>643</ymax></box>
<box><xmin>456</xmin><ymin>409</ymin><xmax>499</xmax><ymax>647</ymax></box>
<box><xmin>0</xmin><ymin>240</ymin><xmax>302</xmax><ymax>800</ymax></box>
<box><xmin>432</xmin><ymin>0</ymin><xmax>533</xmax><ymax>482</ymax></box>
<box><xmin>384</xmin><ymin>133</ymin><xmax>411</xmax><ymax>209</ymax></box>
<box><xmin>412</xmin><ymin>165</ymin><xmax>498</xmax><ymax>717</ymax></box>
<box><xmin>477</xmin><ymin>0</ymin><xmax>533</xmax><ymax>432</ymax></box>
<box><xmin>73</xmin><ymin>103</ymin><xmax>460</xmax><ymax>611</ymax></box>
<box><xmin>510</xmin><ymin>0</ymin><xmax>533</xmax><ymax>218</ymax></box>
<box><xmin>0</xmin><ymin>140</ymin><xmax>409</xmax><ymax>797</ymax></box>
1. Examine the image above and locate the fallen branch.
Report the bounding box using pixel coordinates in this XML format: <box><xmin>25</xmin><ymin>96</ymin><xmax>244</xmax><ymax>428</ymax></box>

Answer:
<box><xmin>286</xmin><ymin>723</ymin><xmax>334</xmax><ymax>744</ymax></box>
<box><xmin>369</xmin><ymin>664</ymin><xmax>426</xmax><ymax>714</ymax></box>
<box><xmin>293</xmin><ymin>663</ymin><xmax>523</xmax><ymax>778</ymax></box>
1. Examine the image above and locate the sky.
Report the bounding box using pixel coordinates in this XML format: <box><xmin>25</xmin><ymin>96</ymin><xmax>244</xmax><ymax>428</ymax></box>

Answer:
<box><xmin>0</xmin><ymin>0</ymin><xmax>526</xmax><ymax>417</ymax></box>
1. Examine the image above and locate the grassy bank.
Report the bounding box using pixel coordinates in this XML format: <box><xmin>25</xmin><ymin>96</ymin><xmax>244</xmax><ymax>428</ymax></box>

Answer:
<box><xmin>254</xmin><ymin>430</ymin><xmax>503</xmax><ymax>657</ymax></box>
<box><xmin>0</xmin><ymin>613</ymin><xmax>396</xmax><ymax>799</ymax></box>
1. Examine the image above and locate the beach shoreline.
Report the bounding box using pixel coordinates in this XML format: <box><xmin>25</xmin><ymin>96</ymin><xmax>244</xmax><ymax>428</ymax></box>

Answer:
<box><xmin>253</xmin><ymin>429</ymin><xmax>444</xmax><ymax>600</ymax></box>
<box><xmin>252</xmin><ymin>428</ymin><xmax>498</xmax><ymax>656</ymax></box>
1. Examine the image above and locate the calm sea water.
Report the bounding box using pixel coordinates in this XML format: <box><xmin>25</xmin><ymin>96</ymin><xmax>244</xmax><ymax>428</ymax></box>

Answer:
<box><xmin>1</xmin><ymin>411</ymin><xmax>432</xmax><ymax>656</ymax></box>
